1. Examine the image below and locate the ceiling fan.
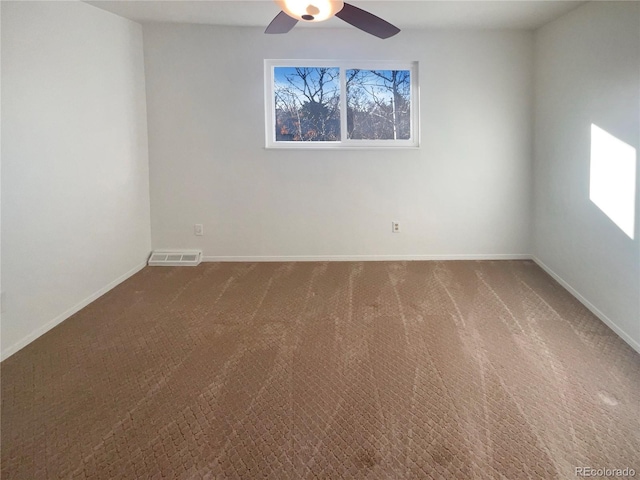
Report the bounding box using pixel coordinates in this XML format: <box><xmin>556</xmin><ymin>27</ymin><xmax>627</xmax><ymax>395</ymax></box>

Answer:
<box><xmin>265</xmin><ymin>0</ymin><xmax>400</xmax><ymax>39</ymax></box>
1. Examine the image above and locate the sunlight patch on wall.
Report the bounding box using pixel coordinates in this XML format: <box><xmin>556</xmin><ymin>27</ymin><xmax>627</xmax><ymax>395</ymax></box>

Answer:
<box><xmin>590</xmin><ymin>124</ymin><xmax>637</xmax><ymax>239</ymax></box>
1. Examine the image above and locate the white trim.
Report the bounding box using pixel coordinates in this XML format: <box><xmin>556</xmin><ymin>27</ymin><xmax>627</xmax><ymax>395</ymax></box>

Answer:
<box><xmin>1</xmin><ymin>261</ymin><xmax>148</xmax><ymax>361</ymax></box>
<box><xmin>203</xmin><ymin>254</ymin><xmax>532</xmax><ymax>262</ymax></box>
<box><xmin>265</xmin><ymin>145</ymin><xmax>421</xmax><ymax>151</ymax></box>
<box><xmin>531</xmin><ymin>256</ymin><xmax>640</xmax><ymax>354</ymax></box>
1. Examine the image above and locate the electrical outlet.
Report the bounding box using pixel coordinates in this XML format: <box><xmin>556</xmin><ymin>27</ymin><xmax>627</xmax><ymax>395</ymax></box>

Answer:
<box><xmin>392</xmin><ymin>221</ymin><xmax>400</xmax><ymax>233</ymax></box>
<box><xmin>194</xmin><ymin>224</ymin><xmax>204</xmax><ymax>236</ymax></box>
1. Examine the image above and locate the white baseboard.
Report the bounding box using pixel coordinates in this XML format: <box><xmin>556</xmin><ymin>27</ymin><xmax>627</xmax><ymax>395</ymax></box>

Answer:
<box><xmin>202</xmin><ymin>254</ymin><xmax>533</xmax><ymax>262</ymax></box>
<box><xmin>531</xmin><ymin>256</ymin><xmax>640</xmax><ymax>354</ymax></box>
<box><xmin>1</xmin><ymin>261</ymin><xmax>148</xmax><ymax>362</ymax></box>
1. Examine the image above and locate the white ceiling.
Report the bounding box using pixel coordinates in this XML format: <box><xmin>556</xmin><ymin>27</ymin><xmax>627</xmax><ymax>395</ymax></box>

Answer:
<box><xmin>87</xmin><ymin>0</ymin><xmax>587</xmax><ymax>31</ymax></box>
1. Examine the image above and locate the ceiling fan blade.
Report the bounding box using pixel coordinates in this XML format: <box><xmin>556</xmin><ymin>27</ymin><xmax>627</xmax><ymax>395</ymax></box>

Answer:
<box><xmin>265</xmin><ymin>11</ymin><xmax>298</xmax><ymax>34</ymax></box>
<box><xmin>336</xmin><ymin>3</ymin><xmax>400</xmax><ymax>39</ymax></box>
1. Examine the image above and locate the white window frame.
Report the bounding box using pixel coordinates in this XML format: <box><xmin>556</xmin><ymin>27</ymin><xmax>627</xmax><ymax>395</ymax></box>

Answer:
<box><xmin>264</xmin><ymin>59</ymin><xmax>420</xmax><ymax>149</ymax></box>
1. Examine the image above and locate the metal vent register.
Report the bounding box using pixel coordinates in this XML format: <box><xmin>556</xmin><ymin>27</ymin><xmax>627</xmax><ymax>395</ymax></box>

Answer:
<box><xmin>148</xmin><ymin>251</ymin><xmax>202</xmax><ymax>267</ymax></box>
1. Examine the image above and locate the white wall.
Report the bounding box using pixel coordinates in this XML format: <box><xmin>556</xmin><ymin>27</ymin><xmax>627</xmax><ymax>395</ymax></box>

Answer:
<box><xmin>533</xmin><ymin>1</ymin><xmax>640</xmax><ymax>350</ymax></box>
<box><xmin>143</xmin><ymin>25</ymin><xmax>533</xmax><ymax>260</ymax></box>
<box><xmin>1</xmin><ymin>1</ymin><xmax>151</xmax><ymax>359</ymax></box>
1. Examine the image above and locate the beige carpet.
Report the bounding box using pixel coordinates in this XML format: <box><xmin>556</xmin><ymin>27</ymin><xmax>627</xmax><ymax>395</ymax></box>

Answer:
<box><xmin>1</xmin><ymin>261</ymin><xmax>639</xmax><ymax>479</ymax></box>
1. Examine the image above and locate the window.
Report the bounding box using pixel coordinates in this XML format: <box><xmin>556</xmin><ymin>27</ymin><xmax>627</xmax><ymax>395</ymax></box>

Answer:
<box><xmin>265</xmin><ymin>60</ymin><xmax>419</xmax><ymax>148</ymax></box>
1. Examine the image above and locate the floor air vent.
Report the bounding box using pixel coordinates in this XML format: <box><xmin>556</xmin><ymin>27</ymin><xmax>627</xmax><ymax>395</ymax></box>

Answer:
<box><xmin>148</xmin><ymin>251</ymin><xmax>202</xmax><ymax>267</ymax></box>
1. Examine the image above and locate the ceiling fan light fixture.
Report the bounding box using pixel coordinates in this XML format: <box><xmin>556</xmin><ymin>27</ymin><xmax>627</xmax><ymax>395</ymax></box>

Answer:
<box><xmin>276</xmin><ymin>0</ymin><xmax>344</xmax><ymax>22</ymax></box>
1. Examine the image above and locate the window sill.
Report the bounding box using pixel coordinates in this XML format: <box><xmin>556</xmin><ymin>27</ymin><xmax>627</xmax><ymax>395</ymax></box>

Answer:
<box><xmin>265</xmin><ymin>144</ymin><xmax>421</xmax><ymax>150</ymax></box>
